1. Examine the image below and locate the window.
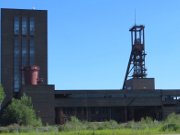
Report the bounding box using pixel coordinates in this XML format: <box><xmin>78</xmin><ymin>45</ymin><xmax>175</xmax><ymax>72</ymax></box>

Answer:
<box><xmin>22</xmin><ymin>37</ymin><xmax>28</xmax><ymax>66</ymax></box>
<box><xmin>29</xmin><ymin>37</ymin><xmax>35</xmax><ymax>65</ymax></box>
<box><xmin>22</xmin><ymin>17</ymin><xmax>27</xmax><ymax>35</ymax></box>
<box><xmin>22</xmin><ymin>37</ymin><xmax>28</xmax><ymax>85</ymax></box>
<box><xmin>14</xmin><ymin>37</ymin><xmax>20</xmax><ymax>92</ymax></box>
<box><xmin>14</xmin><ymin>70</ymin><xmax>20</xmax><ymax>91</ymax></box>
<box><xmin>30</xmin><ymin>17</ymin><xmax>35</xmax><ymax>35</ymax></box>
<box><xmin>14</xmin><ymin>16</ymin><xmax>19</xmax><ymax>35</ymax></box>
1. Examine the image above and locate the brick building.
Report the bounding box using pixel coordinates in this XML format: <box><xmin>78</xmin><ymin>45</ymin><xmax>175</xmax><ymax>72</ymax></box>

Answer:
<box><xmin>0</xmin><ymin>8</ymin><xmax>48</xmax><ymax>102</ymax></box>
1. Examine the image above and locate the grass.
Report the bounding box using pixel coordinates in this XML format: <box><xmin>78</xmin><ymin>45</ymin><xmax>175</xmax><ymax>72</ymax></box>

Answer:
<box><xmin>0</xmin><ymin>129</ymin><xmax>177</xmax><ymax>135</ymax></box>
<box><xmin>0</xmin><ymin>126</ymin><xmax>179</xmax><ymax>135</ymax></box>
<box><xmin>0</xmin><ymin>113</ymin><xmax>180</xmax><ymax>135</ymax></box>
<box><xmin>0</xmin><ymin>128</ymin><xmax>179</xmax><ymax>135</ymax></box>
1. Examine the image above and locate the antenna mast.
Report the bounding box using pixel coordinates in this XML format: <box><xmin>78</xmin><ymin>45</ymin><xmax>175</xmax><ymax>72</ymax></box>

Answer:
<box><xmin>134</xmin><ymin>9</ymin><xmax>136</xmax><ymax>25</ymax></box>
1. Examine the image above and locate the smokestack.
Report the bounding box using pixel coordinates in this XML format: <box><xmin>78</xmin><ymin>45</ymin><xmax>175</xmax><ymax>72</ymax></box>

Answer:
<box><xmin>22</xmin><ymin>65</ymin><xmax>40</xmax><ymax>85</ymax></box>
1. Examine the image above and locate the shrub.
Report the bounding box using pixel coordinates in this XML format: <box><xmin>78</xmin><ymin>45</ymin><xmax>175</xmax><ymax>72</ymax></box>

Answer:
<box><xmin>59</xmin><ymin>116</ymin><xmax>86</xmax><ymax>131</ymax></box>
<box><xmin>0</xmin><ymin>84</ymin><xmax>5</xmax><ymax>104</ymax></box>
<box><xmin>2</xmin><ymin>94</ymin><xmax>42</xmax><ymax>126</ymax></box>
<box><xmin>159</xmin><ymin>113</ymin><xmax>180</xmax><ymax>132</ymax></box>
<box><xmin>164</xmin><ymin>113</ymin><xmax>180</xmax><ymax>125</ymax></box>
<box><xmin>96</xmin><ymin>120</ymin><xmax>119</xmax><ymax>130</ymax></box>
<box><xmin>138</xmin><ymin>117</ymin><xmax>155</xmax><ymax>129</ymax></box>
<box><xmin>59</xmin><ymin>117</ymin><xmax>120</xmax><ymax>131</ymax></box>
<box><xmin>160</xmin><ymin>123</ymin><xmax>178</xmax><ymax>132</ymax></box>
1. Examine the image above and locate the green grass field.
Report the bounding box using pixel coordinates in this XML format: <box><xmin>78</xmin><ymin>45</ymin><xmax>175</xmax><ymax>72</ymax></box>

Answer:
<box><xmin>0</xmin><ymin>113</ymin><xmax>180</xmax><ymax>135</ymax></box>
<box><xmin>0</xmin><ymin>129</ymin><xmax>179</xmax><ymax>135</ymax></box>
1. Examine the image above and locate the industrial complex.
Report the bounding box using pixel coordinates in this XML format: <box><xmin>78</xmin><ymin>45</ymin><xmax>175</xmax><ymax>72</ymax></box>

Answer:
<box><xmin>0</xmin><ymin>8</ymin><xmax>180</xmax><ymax>125</ymax></box>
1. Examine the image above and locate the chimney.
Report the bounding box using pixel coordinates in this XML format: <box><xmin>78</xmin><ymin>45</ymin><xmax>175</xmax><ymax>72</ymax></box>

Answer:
<box><xmin>22</xmin><ymin>65</ymin><xmax>40</xmax><ymax>85</ymax></box>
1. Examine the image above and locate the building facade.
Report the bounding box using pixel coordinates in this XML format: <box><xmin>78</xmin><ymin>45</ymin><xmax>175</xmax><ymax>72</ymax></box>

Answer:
<box><xmin>54</xmin><ymin>89</ymin><xmax>180</xmax><ymax>124</ymax></box>
<box><xmin>0</xmin><ymin>8</ymin><xmax>48</xmax><ymax>103</ymax></box>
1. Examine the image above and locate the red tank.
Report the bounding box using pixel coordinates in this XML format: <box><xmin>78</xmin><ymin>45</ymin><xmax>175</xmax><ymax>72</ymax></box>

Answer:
<box><xmin>23</xmin><ymin>65</ymin><xmax>40</xmax><ymax>85</ymax></box>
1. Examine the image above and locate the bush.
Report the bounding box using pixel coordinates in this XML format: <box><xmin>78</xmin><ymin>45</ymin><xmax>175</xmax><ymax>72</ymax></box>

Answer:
<box><xmin>164</xmin><ymin>113</ymin><xmax>180</xmax><ymax>125</ymax></box>
<box><xmin>0</xmin><ymin>84</ymin><xmax>5</xmax><ymax>104</ymax></box>
<box><xmin>58</xmin><ymin>117</ymin><xmax>120</xmax><ymax>131</ymax></box>
<box><xmin>2</xmin><ymin>94</ymin><xmax>42</xmax><ymax>126</ymax></box>
<box><xmin>59</xmin><ymin>116</ymin><xmax>86</xmax><ymax>131</ymax></box>
<box><xmin>138</xmin><ymin>117</ymin><xmax>155</xmax><ymax>129</ymax></box>
<box><xmin>123</xmin><ymin>120</ymin><xmax>137</xmax><ymax>129</ymax></box>
<box><xmin>160</xmin><ymin>123</ymin><xmax>178</xmax><ymax>132</ymax></box>
<box><xmin>159</xmin><ymin>113</ymin><xmax>180</xmax><ymax>132</ymax></box>
<box><xmin>95</xmin><ymin>120</ymin><xmax>119</xmax><ymax>130</ymax></box>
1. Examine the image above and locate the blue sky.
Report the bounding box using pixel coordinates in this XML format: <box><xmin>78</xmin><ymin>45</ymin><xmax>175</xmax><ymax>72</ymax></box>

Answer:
<box><xmin>1</xmin><ymin>0</ymin><xmax>180</xmax><ymax>90</ymax></box>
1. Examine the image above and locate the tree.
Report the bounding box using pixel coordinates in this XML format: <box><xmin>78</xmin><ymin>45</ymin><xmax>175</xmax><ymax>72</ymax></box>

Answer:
<box><xmin>0</xmin><ymin>84</ymin><xmax>5</xmax><ymax>108</ymax></box>
<box><xmin>2</xmin><ymin>94</ymin><xmax>42</xmax><ymax>126</ymax></box>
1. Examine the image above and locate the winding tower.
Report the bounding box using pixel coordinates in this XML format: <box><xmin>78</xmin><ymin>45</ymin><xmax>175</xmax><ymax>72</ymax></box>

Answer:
<box><xmin>122</xmin><ymin>25</ymin><xmax>154</xmax><ymax>90</ymax></box>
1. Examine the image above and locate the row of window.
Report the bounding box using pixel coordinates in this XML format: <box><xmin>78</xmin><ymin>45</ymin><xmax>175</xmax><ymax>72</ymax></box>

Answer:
<box><xmin>14</xmin><ymin>36</ymin><xmax>35</xmax><ymax>92</ymax></box>
<box><xmin>14</xmin><ymin>16</ymin><xmax>35</xmax><ymax>35</ymax></box>
<box><xmin>14</xmin><ymin>16</ymin><xmax>35</xmax><ymax>91</ymax></box>
<box><xmin>14</xmin><ymin>37</ymin><xmax>20</xmax><ymax>91</ymax></box>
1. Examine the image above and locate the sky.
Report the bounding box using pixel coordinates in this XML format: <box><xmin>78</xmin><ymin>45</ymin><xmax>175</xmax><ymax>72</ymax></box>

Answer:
<box><xmin>1</xmin><ymin>0</ymin><xmax>180</xmax><ymax>90</ymax></box>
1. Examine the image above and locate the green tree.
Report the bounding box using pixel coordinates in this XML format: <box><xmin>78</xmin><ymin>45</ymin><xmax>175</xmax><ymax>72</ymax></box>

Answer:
<box><xmin>2</xmin><ymin>94</ymin><xmax>42</xmax><ymax>126</ymax></box>
<box><xmin>0</xmin><ymin>84</ymin><xmax>5</xmax><ymax>104</ymax></box>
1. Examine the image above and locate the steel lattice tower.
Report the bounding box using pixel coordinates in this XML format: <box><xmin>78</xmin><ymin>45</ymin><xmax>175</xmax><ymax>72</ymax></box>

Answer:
<box><xmin>122</xmin><ymin>25</ymin><xmax>146</xmax><ymax>90</ymax></box>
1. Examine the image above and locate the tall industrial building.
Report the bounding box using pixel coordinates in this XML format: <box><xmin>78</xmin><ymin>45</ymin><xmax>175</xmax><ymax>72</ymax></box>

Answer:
<box><xmin>0</xmin><ymin>8</ymin><xmax>48</xmax><ymax>102</ymax></box>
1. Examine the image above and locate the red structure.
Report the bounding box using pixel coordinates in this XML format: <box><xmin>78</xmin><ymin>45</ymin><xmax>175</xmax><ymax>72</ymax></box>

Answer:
<box><xmin>23</xmin><ymin>65</ymin><xmax>40</xmax><ymax>85</ymax></box>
